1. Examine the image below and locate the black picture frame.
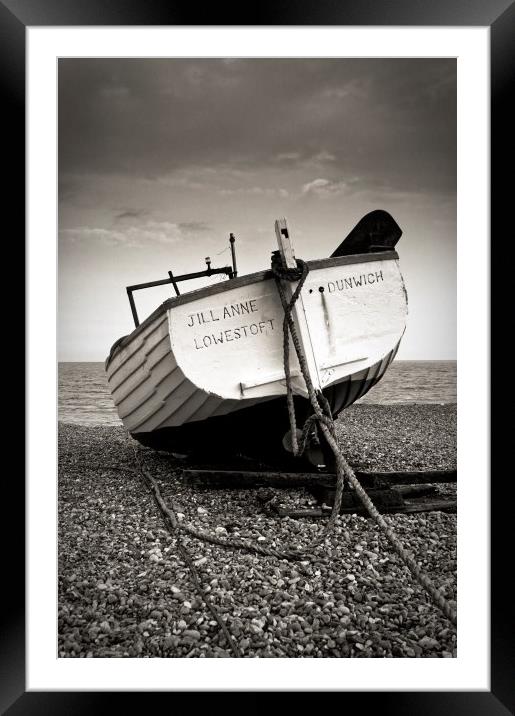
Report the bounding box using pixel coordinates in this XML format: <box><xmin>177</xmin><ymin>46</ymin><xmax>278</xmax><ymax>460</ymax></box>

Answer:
<box><xmin>6</xmin><ymin>0</ymin><xmax>511</xmax><ymax>712</ymax></box>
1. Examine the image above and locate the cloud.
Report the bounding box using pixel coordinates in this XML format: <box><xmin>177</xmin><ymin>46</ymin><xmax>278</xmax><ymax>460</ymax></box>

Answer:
<box><xmin>177</xmin><ymin>221</ymin><xmax>211</xmax><ymax>233</ymax></box>
<box><xmin>321</xmin><ymin>78</ymin><xmax>370</xmax><ymax>101</ymax></box>
<box><xmin>58</xmin><ymin>58</ymin><xmax>456</xmax><ymax>204</ymax></box>
<box><xmin>275</xmin><ymin>150</ymin><xmax>336</xmax><ymax>166</ymax></box>
<box><xmin>301</xmin><ymin>177</ymin><xmax>350</xmax><ymax>197</ymax></box>
<box><xmin>115</xmin><ymin>208</ymin><xmax>148</xmax><ymax>221</ymax></box>
<box><xmin>153</xmin><ymin>174</ymin><xmax>206</xmax><ymax>190</ymax></box>
<box><xmin>276</xmin><ymin>152</ymin><xmax>301</xmax><ymax>162</ymax></box>
<box><xmin>312</xmin><ymin>150</ymin><xmax>336</xmax><ymax>163</ymax></box>
<box><xmin>218</xmin><ymin>186</ymin><xmax>289</xmax><ymax>198</ymax></box>
<box><xmin>100</xmin><ymin>86</ymin><xmax>130</xmax><ymax>99</ymax></box>
<box><xmin>61</xmin><ymin>227</ymin><xmax>135</xmax><ymax>247</ymax></box>
<box><xmin>60</xmin><ymin>221</ymin><xmax>193</xmax><ymax>248</ymax></box>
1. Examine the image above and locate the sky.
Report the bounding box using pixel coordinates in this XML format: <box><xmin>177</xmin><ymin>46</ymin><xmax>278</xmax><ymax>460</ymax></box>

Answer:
<box><xmin>58</xmin><ymin>58</ymin><xmax>456</xmax><ymax>361</ymax></box>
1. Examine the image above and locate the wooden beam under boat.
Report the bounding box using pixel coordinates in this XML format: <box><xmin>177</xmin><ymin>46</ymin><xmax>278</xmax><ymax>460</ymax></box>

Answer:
<box><xmin>181</xmin><ymin>468</ymin><xmax>457</xmax><ymax>488</ymax></box>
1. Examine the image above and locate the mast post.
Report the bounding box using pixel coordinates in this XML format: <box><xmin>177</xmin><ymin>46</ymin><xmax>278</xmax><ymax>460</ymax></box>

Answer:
<box><xmin>274</xmin><ymin>218</ymin><xmax>321</xmax><ymax>396</ymax></box>
<box><xmin>229</xmin><ymin>233</ymin><xmax>238</xmax><ymax>278</ymax></box>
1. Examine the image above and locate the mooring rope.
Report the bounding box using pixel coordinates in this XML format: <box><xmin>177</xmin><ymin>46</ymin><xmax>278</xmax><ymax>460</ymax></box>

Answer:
<box><xmin>270</xmin><ymin>255</ymin><xmax>457</xmax><ymax>627</ymax></box>
<box><xmin>129</xmin><ymin>445</ymin><xmax>242</xmax><ymax>656</ymax></box>
<box><xmin>126</xmin><ymin>251</ymin><xmax>456</xmax><ymax>656</ymax></box>
<box><xmin>127</xmin><ymin>448</ymin><xmax>343</xmax><ymax>657</ymax></box>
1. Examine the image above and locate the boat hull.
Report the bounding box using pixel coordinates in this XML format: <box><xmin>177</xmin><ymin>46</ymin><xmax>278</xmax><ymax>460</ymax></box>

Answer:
<box><xmin>130</xmin><ymin>344</ymin><xmax>399</xmax><ymax>463</ymax></box>
<box><xmin>105</xmin><ymin>250</ymin><xmax>407</xmax><ymax>458</ymax></box>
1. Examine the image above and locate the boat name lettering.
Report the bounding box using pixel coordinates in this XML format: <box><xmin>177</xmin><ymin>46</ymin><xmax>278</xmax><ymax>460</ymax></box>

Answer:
<box><xmin>186</xmin><ymin>299</ymin><xmax>258</xmax><ymax>328</ymax></box>
<box><xmin>327</xmin><ymin>270</ymin><xmax>383</xmax><ymax>293</ymax></box>
<box><xmin>194</xmin><ymin>319</ymin><xmax>276</xmax><ymax>350</ymax></box>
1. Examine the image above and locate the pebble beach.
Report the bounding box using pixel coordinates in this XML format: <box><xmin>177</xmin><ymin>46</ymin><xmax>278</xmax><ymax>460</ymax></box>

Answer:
<box><xmin>58</xmin><ymin>403</ymin><xmax>457</xmax><ymax>659</ymax></box>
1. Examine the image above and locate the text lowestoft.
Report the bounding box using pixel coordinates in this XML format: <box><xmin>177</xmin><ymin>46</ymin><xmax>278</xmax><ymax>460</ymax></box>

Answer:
<box><xmin>194</xmin><ymin>319</ymin><xmax>275</xmax><ymax>349</ymax></box>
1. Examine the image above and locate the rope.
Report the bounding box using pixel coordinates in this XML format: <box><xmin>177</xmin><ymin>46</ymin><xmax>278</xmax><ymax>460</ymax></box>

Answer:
<box><xmin>125</xmin><ymin>453</ymin><xmax>335</xmax><ymax>563</ymax></box>
<box><xmin>126</xmin><ymin>440</ymin><xmax>342</xmax><ymax>656</ymax></box>
<box><xmin>129</xmin><ymin>445</ymin><xmax>242</xmax><ymax>657</ymax></box>
<box><xmin>270</xmin><ymin>256</ymin><xmax>457</xmax><ymax>627</ymax></box>
<box><xmin>125</xmin><ymin>445</ymin><xmax>336</xmax><ymax>657</ymax></box>
<box><xmin>215</xmin><ymin>245</ymin><xmax>230</xmax><ymax>257</ymax></box>
<box><xmin>271</xmin><ymin>254</ymin><xmax>346</xmax><ymax>530</ymax></box>
<box><xmin>122</xmin><ymin>249</ymin><xmax>456</xmax><ymax>655</ymax></box>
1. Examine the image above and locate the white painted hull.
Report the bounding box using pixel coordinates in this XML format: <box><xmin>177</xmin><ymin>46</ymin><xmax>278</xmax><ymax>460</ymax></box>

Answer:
<box><xmin>105</xmin><ymin>252</ymin><xmax>407</xmax><ymax>441</ymax></box>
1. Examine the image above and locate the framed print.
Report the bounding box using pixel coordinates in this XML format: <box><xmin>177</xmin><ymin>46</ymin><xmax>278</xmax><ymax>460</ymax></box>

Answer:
<box><xmin>4</xmin><ymin>0</ymin><xmax>511</xmax><ymax>711</ymax></box>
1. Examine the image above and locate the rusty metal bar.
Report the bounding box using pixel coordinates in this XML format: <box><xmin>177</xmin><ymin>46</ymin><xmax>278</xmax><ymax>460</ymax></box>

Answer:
<box><xmin>168</xmin><ymin>271</ymin><xmax>181</xmax><ymax>296</ymax></box>
<box><xmin>171</xmin><ymin>266</ymin><xmax>233</xmax><ymax>282</ymax></box>
<box><xmin>127</xmin><ymin>287</ymin><xmax>140</xmax><ymax>327</ymax></box>
<box><xmin>126</xmin><ymin>266</ymin><xmax>234</xmax><ymax>328</ymax></box>
<box><xmin>229</xmin><ymin>233</ymin><xmax>237</xmax><ymax>278</ymax></box>
<box><xmin>126</xmin><ymin>276</ymin><xmax>174</xmax><ymax>292</ymax></box>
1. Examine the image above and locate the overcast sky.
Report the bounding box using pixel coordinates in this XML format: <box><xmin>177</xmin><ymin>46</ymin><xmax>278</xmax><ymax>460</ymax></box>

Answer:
<box><xmin>58</xmin><ymin>58</ymin><xmax>456</xmax><ymax>361</ymax></box>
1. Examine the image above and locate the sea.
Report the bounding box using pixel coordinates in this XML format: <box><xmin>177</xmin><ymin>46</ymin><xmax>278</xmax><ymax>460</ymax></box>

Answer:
<box><xmin>58</xmin><ymin>360</ymin><xmax>457</xmax><ymax>427</ymax></box>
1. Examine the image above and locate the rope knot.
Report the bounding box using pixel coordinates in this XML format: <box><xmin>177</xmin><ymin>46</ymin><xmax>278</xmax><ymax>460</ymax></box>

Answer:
<box><xmin>271</xmin><ymin>252</ymin><xmax>308</xmax><ymax>283</ymax></box>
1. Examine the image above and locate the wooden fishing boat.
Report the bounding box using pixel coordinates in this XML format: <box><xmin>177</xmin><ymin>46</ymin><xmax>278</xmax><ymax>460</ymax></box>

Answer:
<box><xmin>105</xmin><ymin>210</ymin><xmax>408</xmax><ymax>465</ymax></box>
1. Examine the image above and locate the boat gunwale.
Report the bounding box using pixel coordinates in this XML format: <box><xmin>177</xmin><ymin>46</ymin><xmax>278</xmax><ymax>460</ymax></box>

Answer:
<box><xmin>106</xmin><ymin>250</ymin><xmax>399</xmax><ymax>364</ymax></box>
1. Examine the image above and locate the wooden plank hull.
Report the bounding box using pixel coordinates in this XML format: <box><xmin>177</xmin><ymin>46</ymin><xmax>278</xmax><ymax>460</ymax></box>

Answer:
<box><xmin>105</xmin><ymin>251</ymin><xmax>407</xmax><ymax>456</ymax></box>
<box><xmin>128</xmin><ymin>346</ymin><xmax>399</xmax><ymax>462</ymax></box>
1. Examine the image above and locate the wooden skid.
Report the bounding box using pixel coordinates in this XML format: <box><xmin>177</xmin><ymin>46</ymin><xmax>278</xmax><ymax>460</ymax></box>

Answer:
<box><xmin>358</xmin><ymin>469</ymin><xmax>457</xmax><ymax>485</ymax></box>
<box><xmin>402</xmin><ymin>499</ymin><xmax>457</xmax><ymax>514</ymax></box>
<box><xmin>182</xmin><ymin>469</ymin><xmax>331</xmax><ymax>488</ymax></box>
<box><xmin>181</xmin><ymin>467</ymin><xmax>456</xmax><ymax>516</ymax></box>
<box><xmin>181</xmin><ymin>468</ymin><xmax>457</xmax><ymax>489</ymax></box>
<box><xmin>275</xmin><ymin>499</ymin><xmax>457</xmax><ymax>518</ymax></box>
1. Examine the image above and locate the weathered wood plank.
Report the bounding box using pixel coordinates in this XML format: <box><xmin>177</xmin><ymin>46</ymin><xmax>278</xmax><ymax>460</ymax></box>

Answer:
<box><xmin>275</xmin><ymin>498</ymin><xmax>457</xmax><ymax>518</ymax></box>
<box><xmin>181</xmin><ymin>469</ymin><xmax>329</xmax><ymax>488</ymax></box>
<box><xmin>274</xmin><ymin>217</ymin><xmax>322</xmax><ymax>396</ymax></box>
<box><xmin>181</xmin><ymin>468</ymin><xmax>457</xmax><ymax>489</ymax></box>
<box><xmin>358</xmin><ymin>469</ymin><xmax>457</xmax><ymax>485</ymax></box>
<box><xmin>275</xmin><ymin>508</ymin><xmax>325</xmax><ymax>518</ymax></box>
<box><xmin>395</xmin><ymin>484</ymin><xmax>438</xmax><ymax>497</ymax></box>
<box><xmin>275</xmin><ymin>218</ymin><xmax>297</xmax><ymax>269</ymax></box>
<box><xmin>402</xmin><ymin>499</ymin><xmax>457</xmax><ymax>514</ymax></box>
